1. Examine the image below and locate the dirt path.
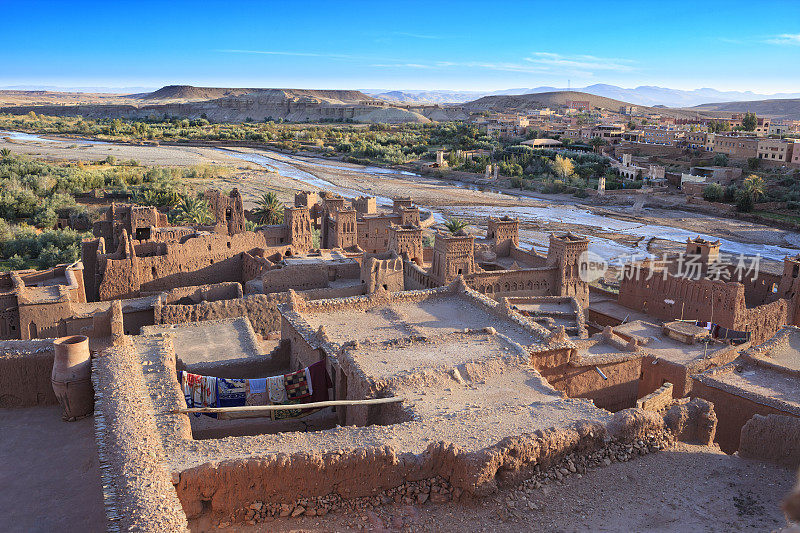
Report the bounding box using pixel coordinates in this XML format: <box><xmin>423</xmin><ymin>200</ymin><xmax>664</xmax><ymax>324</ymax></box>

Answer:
<box><xmin>188</xmin><ymin>443</ymin><xmax>795</xmax><ymax>532</ymax></box>
<box><xmin>0</xmin><ymin>406</ymin><xmax>106</xmax><ymax>533</ymax></box>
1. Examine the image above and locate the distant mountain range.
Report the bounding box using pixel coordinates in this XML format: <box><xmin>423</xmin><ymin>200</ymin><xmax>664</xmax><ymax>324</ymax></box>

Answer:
<box><xmin>0</xmin><ymin>85</ymin><xmax>157</xmax><ymax>94</ymax></box>
<box><xmin>365</xmin><ymin>84</ymin><xmax>800</xmax><ymax>108</ymax></box>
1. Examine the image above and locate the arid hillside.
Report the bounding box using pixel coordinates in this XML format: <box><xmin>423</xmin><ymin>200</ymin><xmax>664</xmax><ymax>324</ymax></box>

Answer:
<box><xmin>462</xmin><ymin>90</ymin><xmax>700</xmax><ymax>118</ymax></box>
<box><xmin>0</xmin><ymin>85</ymin><xmax>451</xmax><ymax>124</ymax></box>
<box><xmin>690</xmin><ymin>97</ymin><xmax>800</xmax><ymax>119</ymax></box>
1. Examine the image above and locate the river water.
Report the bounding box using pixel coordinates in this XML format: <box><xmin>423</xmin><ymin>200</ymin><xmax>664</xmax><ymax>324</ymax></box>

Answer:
<box><xmin>3</xmin><ymin>130</ymin><xmax>796</xmax><ymax>263</ymax></box>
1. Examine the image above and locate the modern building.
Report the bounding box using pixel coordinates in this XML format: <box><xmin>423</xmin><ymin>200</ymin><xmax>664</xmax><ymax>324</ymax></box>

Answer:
<box><xmin>757</xmin><ymin>138</ymin><xmax>795</xmax><ymax>163</ymax></box>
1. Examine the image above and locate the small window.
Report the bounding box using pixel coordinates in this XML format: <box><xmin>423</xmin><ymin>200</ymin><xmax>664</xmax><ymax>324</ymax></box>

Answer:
<box><xmin>135</xmin><ymin>227</ymin><xmax>151</xmax><ymax>240</ymax></box>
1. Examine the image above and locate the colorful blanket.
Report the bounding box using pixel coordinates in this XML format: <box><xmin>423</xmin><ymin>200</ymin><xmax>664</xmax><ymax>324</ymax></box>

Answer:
<box><xmin>179</xmin><ymin>361</ymin><xmax>332</xmax><ymax>420</ymax></box>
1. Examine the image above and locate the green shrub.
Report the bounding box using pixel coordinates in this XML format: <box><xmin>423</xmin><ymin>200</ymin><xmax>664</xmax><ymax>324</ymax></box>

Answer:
<box><xmin>702</xmin><ymin>183</ymin><xmax>725</xmax><ymax>202</ymax></box>
<box><xmin>736</xmin><ymin>190</ymin><xmax>754</xmax><ymax>212</ymax></box>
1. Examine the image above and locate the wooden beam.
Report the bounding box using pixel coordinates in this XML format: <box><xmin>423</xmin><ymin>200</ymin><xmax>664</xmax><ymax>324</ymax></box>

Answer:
<box><xmin>166</xmin><ymin>397</ymin><xmax>405</xmax><ymax>420</ymax></box>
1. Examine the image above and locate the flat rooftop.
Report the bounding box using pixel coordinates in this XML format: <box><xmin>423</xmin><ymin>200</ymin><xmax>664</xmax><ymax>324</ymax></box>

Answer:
<box><xmin>698</xmin><ymin>363</ymin><xmax>800</xmax><ymax>416</ymax></box>
<box><xmin>141</xmin><ymin>317</ymin><xmax>263</xmax><ymax>369</ymax></box>
<box><xmin>301</xmin><ymin>292</ymin><xmax>547</xmax><ymax>348</ymax></box>
<box><xmin>614</xmin><ymin>321</ymin><xmax>733</xmax><ymax>365</ymax></box>
<box><xmin>750</xmin><ymin>326</ymin><xmax>800</xmax><ymax>372</ymax></box>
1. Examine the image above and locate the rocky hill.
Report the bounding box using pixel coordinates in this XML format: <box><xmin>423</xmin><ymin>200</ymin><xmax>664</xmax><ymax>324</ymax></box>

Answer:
<box><xmin>0</xmin><ymin>86</ymin><xmax>451</xmax><ymax>124</ymax></box>
<box><xmin>690</xmin><ymin>98</ymin><xmax>800</xmax><ymax>119</ymax></box>
<box><xmin>462</xmin><ymin>90</ymin><xmax>699</xmax><ymax>118</ymax></box>
<box><xmin>141</xmin><ymin>85</ymin><xmax>256</xmax><ymax>101</ymax></box>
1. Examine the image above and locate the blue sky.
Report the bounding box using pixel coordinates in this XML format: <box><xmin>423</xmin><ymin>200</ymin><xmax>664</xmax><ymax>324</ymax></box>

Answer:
<box><xmin>2</xmin><ymin>0</ymin><xmax>800</xmax><ymax>93</ymax></box>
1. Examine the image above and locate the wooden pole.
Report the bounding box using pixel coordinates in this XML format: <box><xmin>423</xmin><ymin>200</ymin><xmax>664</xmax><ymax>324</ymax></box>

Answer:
<box><xmin>166</xmin><ymin>397</ymin><xmax>405</xmax><ymax>420</ymax></box>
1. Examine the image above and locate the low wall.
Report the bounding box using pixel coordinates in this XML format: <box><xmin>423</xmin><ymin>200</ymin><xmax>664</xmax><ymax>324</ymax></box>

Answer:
<box><xmin>739</xmin><ymin>414</ymin><xmax>800</xmax><ymax>468</ymax></box>
<box><xmin>636</xmin><ymin>382</ymin><xmax>674</xmax><ymax>411</ymax></box>
<box><xmin>0</xmin><ymin>340</ymin><xmax>58</xmax><ymax>407</ymax></box>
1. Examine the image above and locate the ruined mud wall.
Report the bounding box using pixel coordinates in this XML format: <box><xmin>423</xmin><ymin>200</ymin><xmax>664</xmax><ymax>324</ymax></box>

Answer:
<box><xmin>739</xmin><ymin>414</ymin><xmax>800</xmax><ymax>468</ymax></box>
<box><xmin>403</xmin><ymin>260</ymin><xmax>438</xmax><ymax>290</ymax></box>
<box><xmin>533</xmin><ymin>347</ymin><xmax>643</xmax><ymax>412</ymax></box>
<box><xmin>509</xmin><ymin>245</ymin><xmax>547</xmax><ymax>267</ymax></box>
<box><xmin>0</xmin><ymin>340</ymin><xmax>57</xmax><ymax>407</ymax></box>
<box><xmin>261</xmin><ymin>264</ymin><xmax>329</xmax><ymax>293</ymax></box>
<box><xmin>692</xmin><ymin>378</ymin><xmax>793</xmax><ymax>454</ymax></box>
<box><xmin>97</xmin><ymin>230</ymin><xmax>296</xmax><ymax>300</ymax></box>
<box><xmin>618</xmin><ymin>270</ymin><xmax>787</xmax><ymax>342</ymax></box>
<box><xmin>156</xmin><ymin>285</ymin><xmax>364</xmax><ymax>337</ymax></box>
<box><xmin>241</xmin><ymin>251</ymin><xmax>272</xmax><ymax>284</ymax></box>
<box><xmin>467</xmin><ymin>267</ymin><xmax>558</xmax><ymax>299</ymax></box>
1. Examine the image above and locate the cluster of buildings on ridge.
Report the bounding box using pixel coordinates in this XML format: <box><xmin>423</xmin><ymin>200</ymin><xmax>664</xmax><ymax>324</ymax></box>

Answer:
<box><xmin>1</xmin><ymin>187</ymin><xmax>798</xmax><ymax>528</ymax></box>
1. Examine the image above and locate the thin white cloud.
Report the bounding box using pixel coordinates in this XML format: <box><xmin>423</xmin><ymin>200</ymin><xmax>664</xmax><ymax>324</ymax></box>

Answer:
<box><xmin>525</xmin><ymin>52</ymin><xmax>635</xmax><ymax>72</ymax></box>
<box><xmin>764</xmin><ymin>33</ymin><xmax>800</xmax><ymax>45</ymax></box>
<box><xmin>389</xmin><ymin>31</ymin><xmax>443</xmax><ymax>40</ymax></box>
<box><xmin>216</xmin><ymin>49</ymin><xmax>356</xmax><ymax>60</ymax></box>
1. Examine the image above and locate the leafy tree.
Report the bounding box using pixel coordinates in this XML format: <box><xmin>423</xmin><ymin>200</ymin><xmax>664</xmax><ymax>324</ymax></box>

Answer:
<box><xmin>443</xmin><ymin>217</ymin><xmax>468</xmax><ymax>235</ymax></box>
<box><xmin>589</xmin><ymin>137</ymin><xmax>607</xmax><ymax>152</ymax></box>
<box><xmin>712</xmin><ymin>153</ymin><xmax>729</xmax><ymax>166</ymax></box>
<box><xmin>252</xmin><ymin>192</ymin><xmax>284</xmax><ymax>225</ymax></box>
<box><xmin>550</xmin><ymin>154</ymin><xmax>575</xmax><ymax>179</ymax></box>
<box><xmin>742</xmin><ymin>112</ymin><xmax>757</xmax><ymax>132</ymax></box>
<box><xmin>172</xmin><ymin>196</ymin><xmax>213</xmax><ymax>225</ymax></box>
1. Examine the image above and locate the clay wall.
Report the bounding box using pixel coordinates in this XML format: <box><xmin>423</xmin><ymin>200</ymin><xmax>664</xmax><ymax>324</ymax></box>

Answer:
<box><xmin>509</xmin><ymin>245</ymin><xmax>547</xmax><ymax>267</ymax></box>
<box><xmin>0</xmin><ymin>340</ymin><xmax>58</xmax><ymax>407</ymax></box>
<box><xmin>241</xmin><ymin>250</ymin><xmax>272</xmax><ymax>284</ymax></box>
<box><xmin>691</xmin><ymin>379</ymin><xmax>791</xmax><ymax>453</ymax></box>
<box><xmin>97</xmin><ymin>229</ymin><xmax>296</xmax><ymax>300</ymax></box>
<box><xmin>487</xmin><ymin>217</ymin><xmax>519</xmax><ymax>257</ymax></box>
<box><xmin>388</xmin><ymin>226</ymin><xmax>423</xmax><ymax>265</ymax></box>
<box><xmin>261</xmin><ymin>264</ymin><xmax>330</xmax><ymax>293</ymax></box>
<box><xmin>155</xmin><ymin>285</ymin><xmax>365</xmax><ymax>337</ymax></box>
<box><xmin>636</xmin><ymin>382</ymin><xmax>674</xmax><ymax>411</ymax></box>
<box><xmin>431</xmin><ymin>233</ymin><xmax>475</xmax><ymax>284</ymax></box>
<box><xmin>403</xmin><ymin>260</ymin><xmax>438</xmax><ymax>290</ymax></box>
<box><xmin>618</xmin><ymin>268</ymin><xmax>788</xmax><ymax>342</ymax></box>
<box><xmin>357</xmin><ymin>215</ymin><xmax>398</xmax><ymax>253</ymax></box>
<box><xmin>532</xmin><ymin>347</ymin><xmax>643</xmax><ymax>412</ymax></box>
<box><xmin>638</xmin><ymin>356</ymin><xmax>691</xmax><ymax>399</ymax></box>
<box><xmin>361</xmin><ymin>253</ymin><xmax>404</xmax><ymax>293</ymax></box>
<box><xmin>467</xmin><ymin>268</ymin><xmax>559</xmax><ymax>298</ymax></box>
<box><xmin>204</xmin><ymin>189</ymin><xmax>245</xmax><ymax>235</ymax></box>
<box><xmin>155</xmin><ymin>282</ymin><xmax>243</xmax><ymax>305</ymax></box>
<box><xmin>739</xmin><ymin>414</ymin><xmax>800</xmax><ymax>468</ymax></box>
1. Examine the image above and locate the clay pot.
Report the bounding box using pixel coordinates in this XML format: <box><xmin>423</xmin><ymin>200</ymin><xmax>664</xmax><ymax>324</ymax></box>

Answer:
<box><xmin>51</xmin><ymin>335</ymin><xmax>94</xmax><ymax>421</ymax></box>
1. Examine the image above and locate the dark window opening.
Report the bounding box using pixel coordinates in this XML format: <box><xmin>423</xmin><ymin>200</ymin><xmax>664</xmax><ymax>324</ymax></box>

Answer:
<box><xmin>225</xmin><ymin>208</ymin><xmax>232</xmax><ymax>221</ymax></box>
<box><xmin>135</xmin><ymin>227</ymin><xmax>151</xmax><ymax>240</ymax></box>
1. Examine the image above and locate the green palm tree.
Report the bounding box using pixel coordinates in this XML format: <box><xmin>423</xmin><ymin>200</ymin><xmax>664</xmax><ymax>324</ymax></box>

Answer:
<box><xmin>444</xmin><ymin>217</ymin><xmax>468</xmax><ymax>235</ymax></box>
<box><xmin>134</xmin><ymin>189</ymin><xmax>159</xmax><ymax>206</ymax></box>
<box><xmin>173</xmin><ymin>196</ymin><xmax>213</xmax><ymax>225</ymax></box>
<box><xmin>742</xmin><ymin>174</ymin><xmax>765</xmax><ymax>202</ymax></box>
<box><xmin>252</xmin><ymin>192</ymin><xmax>284</xmax><ymax>225</ymax></box>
